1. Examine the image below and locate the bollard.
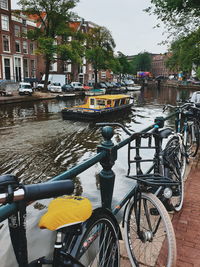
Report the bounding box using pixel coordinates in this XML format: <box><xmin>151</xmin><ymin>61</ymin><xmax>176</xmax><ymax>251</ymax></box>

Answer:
<box><xmin>97</xmin><ymin>126</ymin><xmax>117</xmax><ymax>210</ymax></box>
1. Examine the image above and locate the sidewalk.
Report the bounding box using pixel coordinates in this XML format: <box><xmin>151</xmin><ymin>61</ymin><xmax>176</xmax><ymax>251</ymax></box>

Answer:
<box><xmin>0</xmin><ymin>91</ymin><xmax>57</xmax><ymax>104</ymax></box>
<box><xmin>172</xmin><ymin>156</ymin><xmax>200</xmax><ymax>267</ymax></box>
<box><xmin>120</xmin><ymin>154</ymin><xmax>200</xmax><ymax>266</ymax></box>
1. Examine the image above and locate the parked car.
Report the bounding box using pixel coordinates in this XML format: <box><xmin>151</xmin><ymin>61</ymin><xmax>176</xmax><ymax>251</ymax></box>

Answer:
<box><xmin>48</xmin><ymin>82</ymin><xmax>62</xmax><ymax>93</ymax></box>
<box><xmin>18</xmin><ymin>82</ymin><xmax>33</xmax><ymax>96</ymax></box>
<box><xmin>97</xmin><ymin>82</ymin><xmax>107</xmax><ymax>89</ymax></box>
<box><xmin>62</xmin><ymin>84</ymin><xmax>74</xmax><ymax>92</ymax></box>
<box><xmin>83</xmin><ymin>85</ymin><xmax>92</xmax><ymax>90</ymax></box>
<box><xmin>104</xmin><ymin>82</ymin><xmax>113</xmax><ymax>88</ymax></box>
<box><xmin>70</xmin><ymin>82</ymin><xmax>84</xmax><ymax>91</ymax></box>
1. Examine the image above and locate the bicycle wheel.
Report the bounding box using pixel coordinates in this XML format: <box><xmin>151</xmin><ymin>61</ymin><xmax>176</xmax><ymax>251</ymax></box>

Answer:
<box><xmin>124</xmin><ymin>192</ymin><xmax>176</xmax><ymax>267</ymax></box>
<box><xmin>75</xmin><ymin>212</ymin><xmax>120</xmax><ymax>267</ymax></box>
<box><xmin>163</xmin><ymin>135</ymin><xmax>186</xmax><ymax>211</ymax></box>
<box><xmin>185</xmin><ymin>121</ymin><xmax>200</xmax><ymax>157</ymax></box>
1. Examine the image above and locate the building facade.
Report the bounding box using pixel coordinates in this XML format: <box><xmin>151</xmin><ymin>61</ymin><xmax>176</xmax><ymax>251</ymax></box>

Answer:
<box><xmin>151</xmin><ymin>54</ymin><xmax>174</xmax><ymax>78</ymax></box>
<box><xmin>0</xmin><ymin>0</ymin><xmax>38</xmax><ymax>82</ymax></box>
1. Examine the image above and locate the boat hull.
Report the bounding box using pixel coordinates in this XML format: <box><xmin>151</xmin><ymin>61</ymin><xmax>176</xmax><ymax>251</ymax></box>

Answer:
<box><xmin>62</xmin><ymin>103</ymin><xmax>133</xmax><ymax>121</ymax></box>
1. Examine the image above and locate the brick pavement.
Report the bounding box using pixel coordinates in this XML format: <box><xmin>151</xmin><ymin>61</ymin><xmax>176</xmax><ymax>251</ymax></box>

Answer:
<box><xmin>172</xmin><ymin>156</ymin><xmax>200</xmax><ymax>267</ymax></box>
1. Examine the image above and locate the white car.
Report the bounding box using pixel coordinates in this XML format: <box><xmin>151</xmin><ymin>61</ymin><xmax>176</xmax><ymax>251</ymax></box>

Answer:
<box><xmin>18</xmin><ymin>82</ymin><xmax>33</xmax><ymax>96</ymax></box>
<box><xmin>48</xmin><ymin>82</ymin><xmax>62</xmax><ymax>93</ymax></box>
<box><xmin>70</xmin><ymin>82</ymin><xmax>84</xmax><ymax>91</ymax></box>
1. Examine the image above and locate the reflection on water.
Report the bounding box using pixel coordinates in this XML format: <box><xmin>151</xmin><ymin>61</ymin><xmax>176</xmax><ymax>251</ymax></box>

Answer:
<box><xmin>0</xmin><ymin>86</ymin><xmax>196</xmax><ymax>200</ymax></box>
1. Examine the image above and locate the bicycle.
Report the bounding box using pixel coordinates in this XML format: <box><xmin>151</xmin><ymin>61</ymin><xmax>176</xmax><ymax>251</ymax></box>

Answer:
<box><xmin>124</xmin><ymin>115</ymin><xmax>186</xmax><ymax>212</ymax></box>
<box><xmin>97</xmin><ymin>122</ymin><xmax>177</xmax><ymax>266</ymax></box>
<box><xmin>0</xmin><ymin>123</ymin><xmax>177</xmax><ymax>267</ymax></box>
<box><xmin>164</xmin><ymin>103</ymin><xmax>200</xmax><ymax>160</ymax></box>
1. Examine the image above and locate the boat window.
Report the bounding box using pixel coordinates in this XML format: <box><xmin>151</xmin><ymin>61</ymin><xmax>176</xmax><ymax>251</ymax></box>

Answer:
<box><xmin>90</xmin><ymin>98</ymin><xmax>95</xmax><ymax>105</ymax></box>
<box><xmin>107</xmin><ymin>100</ymin><xmax>111</xmax><ymax>107</ymax></box>
<box><xmin>114</xmin><ymin>100</ymin><xmax>120</xmax><ymax>107</ymax></box>
<box><xmin>97</xmin><ymin>100</ymin><xmax>105</xmax><ymax>106</ymax></box>
<box><xmin>126</xmin><ymin>98</ymin><xmax>130</xmax><ymax>104</ymax></box>
<box><xmin>121</xmin><ymin>99</ymin><xmax>125</xmax><ymax>105</ymax></box>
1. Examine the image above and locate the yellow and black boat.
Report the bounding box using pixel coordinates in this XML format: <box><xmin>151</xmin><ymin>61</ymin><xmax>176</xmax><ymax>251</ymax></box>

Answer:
<box><xmin>61</xmin><ymin>94</ymin><xmax>133</xmax><ymax>121</ymax></box>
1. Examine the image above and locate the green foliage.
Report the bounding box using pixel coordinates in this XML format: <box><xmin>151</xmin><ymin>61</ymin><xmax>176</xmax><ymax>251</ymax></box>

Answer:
<box><xmin>85</xmin><ymin>27</ymin><xmax>115</xmax><ymax>83</ymax></box>
<box><xmin>196</xmin><ymin>66</ymin><xmax>200</xmax><ymax>79</ymax></box>
<box><xmin>117</xmin><ymin>52</ymin><xmax>132</xmax><ymax>76</ymax></box>
<box><xmin>18</xmin><ymin>0</ymin><xmax>81</xmax><ymax>89</ymax></box>
<box><xmin>147</xmin><ymin>0</ymin><xmax>200</xmax><ymax>37</ymax></box>
<box><xmin>166</xmin><ymin>28</ymin><xmax>200</xmax><ymax>73</ymax></box>
<box><xmin>130</xmin><ymin>52</ymin><xmax>152</xmax><ymax>74</ymax></box>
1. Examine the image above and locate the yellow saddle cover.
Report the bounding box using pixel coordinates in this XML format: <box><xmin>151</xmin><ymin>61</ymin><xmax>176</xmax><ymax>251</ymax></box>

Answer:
<box><xmin>39</xmin><ymin>196</ymin><xmax>92</xmax><ymax>231</ymax></box>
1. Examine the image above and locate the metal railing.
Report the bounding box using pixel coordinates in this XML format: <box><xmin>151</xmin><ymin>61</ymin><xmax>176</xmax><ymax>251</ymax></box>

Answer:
<box><xmin>0</xmin><ymin>112</ymin><xmax>176</xmax><ymax>223</ymax></box>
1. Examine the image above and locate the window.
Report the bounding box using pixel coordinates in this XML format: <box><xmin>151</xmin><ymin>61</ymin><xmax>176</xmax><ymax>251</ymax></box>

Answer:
<box><xmin>15</xmin><ymin>40</ymin><xmax>21</xmax><ymax>53</ymax></box>
<box><xmin>2</xmin><ymin>35</ymin><xmax>10</xmax><ymax>52</ymax></box>
<box><xmin>30</xmin><ymin>42</ymin><xmax>34</xmax><ymax>54</ymax></box>
<box><xmin>23</xmin><ymin>41</ymin><xmax>28</xmax><ymax>54</ymax></box>
<box><xmin>101</xmin><ymin>71</ymin><xmax>106</xmax><ymax>79</ymax></box>
<box><xmin>22</xmin><ymin>26</ymin><xmax>27</xmax><ymax>37</ymax></box>
<box><xmin>97</xmin><ymin>100</ymin><xmax>105</xmax><ymax>106</ymax></box>
<box><xmin>63</xmin><ymin>62</ymin><xmax>68</xmax><ymax>72</ymax></box>
<box><xmin>90</xmin><ymin>99</ymin><xmax>95</xmax><ymax>105</ymax></box>
<box><xmin>1</xmin><ymin>15</ymin><xmax>9</xmax><ymax>31</ymax></box>
<box><xmin>22</xmin><ymin>19</ymin><xmax>26</xmax><ymax>26</ymax></box>
<box><xmin>23</xmin><ymin>58</ymin><xmax>29</xmax><ymax>78</ymax></box>
<box><xmin>30</xmin><ymin>60</ymin><xmax>36</xmax><ymax>77</ymax></box>
<box><xmin>0</xmin><ymin>0</ymin><xmax>8</xmax><ymax>10</ymax></box>
<box><xmin>14</xmin><ymin>25</ymin><xmax>20</xmax><ymax>37</ymax></box>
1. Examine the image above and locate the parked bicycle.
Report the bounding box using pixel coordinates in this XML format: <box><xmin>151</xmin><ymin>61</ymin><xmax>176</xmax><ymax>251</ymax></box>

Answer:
<box><xmin>97</xmin><ymin>122</ymin><xmax>177</xmax><ymax>266</ymax></box>
<box><xmin>0</xmin><ymin>123</ymin><xmax>177</xmax><ymax>267</ymax></box>
<box><xmin>164</xmin><ymin>103</ymin><xmax>200</xmax><ymax>161</ymax></box>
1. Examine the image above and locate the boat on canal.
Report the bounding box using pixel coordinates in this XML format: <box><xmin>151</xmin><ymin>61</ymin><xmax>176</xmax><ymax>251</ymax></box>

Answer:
<box><xmin>85</xmin><ymin>88</ymin><xmax>106</xmax><ymax>96</ymax></box>
<box><xmin>126</xmin><ymin>84</ymin><xmax>142</xmax><ymax>91</ymax></box>
<box><xmin>61</xmin><ymin>94</ymin><xmax>133</xmax><ymax>121</ymax></box>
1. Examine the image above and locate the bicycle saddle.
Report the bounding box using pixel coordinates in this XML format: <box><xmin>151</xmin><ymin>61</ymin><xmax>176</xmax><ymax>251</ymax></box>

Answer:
<box><xmin>39</xmin><ymin>196</ymin><xmax>92</xmax><ymax>231</ymax></box>
<box><xmin>159</xmin><ymin>128</ymin><xmax>173</xmax><ymax>139</ymax></box>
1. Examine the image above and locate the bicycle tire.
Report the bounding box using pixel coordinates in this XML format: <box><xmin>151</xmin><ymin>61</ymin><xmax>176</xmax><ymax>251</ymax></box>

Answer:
<box><xmin>163</xmin><ymin>135</ymin><xmax>186</xmax><ymax>211</ymax></box>
<box><xmin>124</xmin><ymin>192</ymin><xmax>176</xmax><ymax>267</ymax></box>
<box><xmin>185</xmin><ymin>121</ymin><xmax>200</xmax><ymax>158</ymax></box>
<box><xmin>74</xmin><ymin>211</ymin><xmax>120</xmax><ymax>267</ymax></box>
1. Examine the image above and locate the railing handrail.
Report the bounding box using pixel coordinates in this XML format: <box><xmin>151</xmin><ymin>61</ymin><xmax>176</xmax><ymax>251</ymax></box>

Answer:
<box><xmin>0</xmin><ymin>111</ymin><xmax>177</xmax><ymax>222</ymax></box>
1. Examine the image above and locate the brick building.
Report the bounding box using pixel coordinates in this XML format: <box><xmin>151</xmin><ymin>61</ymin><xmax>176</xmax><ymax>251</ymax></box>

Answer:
<box><xmin>0</xmin><ymin>0</ymin><xmax>38</xmax><ymax>82</ymax></box>
<box><xmin>0</xmin><ymin>1</ymin><xmax>115</xmax><ymax>85</ymax></box>
<box><xmin>151</xmin><ymin>53</ymin><xmax>174</xmax><ymax>78</ymax></box>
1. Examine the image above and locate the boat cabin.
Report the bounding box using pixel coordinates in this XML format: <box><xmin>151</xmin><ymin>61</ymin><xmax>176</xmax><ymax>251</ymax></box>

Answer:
<box><xmin>76</xmin><ymin>95</ymin><xmax>131</xmax><ymax>110</ymax></box>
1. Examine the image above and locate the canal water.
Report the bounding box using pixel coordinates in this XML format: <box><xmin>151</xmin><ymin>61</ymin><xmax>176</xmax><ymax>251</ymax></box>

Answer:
<box><xmin>0</xmin><ymin>85</ymin><xmax>194</xmax><ymax>265</ymax></box>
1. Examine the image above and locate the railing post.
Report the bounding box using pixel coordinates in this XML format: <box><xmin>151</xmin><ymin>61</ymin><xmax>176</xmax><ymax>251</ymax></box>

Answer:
<box><xmin>97</xmin><ymin>126</ymin><xmax>117</xmax><ymax>210</ymax></box>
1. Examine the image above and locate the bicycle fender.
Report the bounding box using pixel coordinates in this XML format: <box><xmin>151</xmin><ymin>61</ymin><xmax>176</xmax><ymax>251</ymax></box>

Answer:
<box><xmin>91</xmin><ymin>207</ymin><xmax>122</xmax><ymax>240</ymax></box>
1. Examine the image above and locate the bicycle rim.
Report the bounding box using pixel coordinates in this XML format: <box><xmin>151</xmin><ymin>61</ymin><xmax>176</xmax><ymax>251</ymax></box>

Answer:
<box><xmin>75</xmin><ymin>214</ymin><xmax>120</xmax><ymax>267</ymax></box>
<box><xmin>124</xmin><ymin>193</ymin><xmax>176</xmax><ymax>267</ymax></box>
<box><xmin>186</xmin><ymin>123</ymin><xmax>200</xmax><ymax>157</ymax></box>
<box><xmin>164</xmin><ymin>136</ymin><xmax>185</xmax><ymax>211</ymax></box>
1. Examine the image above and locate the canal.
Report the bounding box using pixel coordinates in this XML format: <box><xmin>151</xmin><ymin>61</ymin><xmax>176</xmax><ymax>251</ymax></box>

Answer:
<box><xmin>0</xmin><ymin>85</ymin><xmax>193</xmax><ymax>203</ymax></box>
<box><xmin>0</xmin><ymin>85</ymin><xmax>194</xmax><ymax>265</ymax></box>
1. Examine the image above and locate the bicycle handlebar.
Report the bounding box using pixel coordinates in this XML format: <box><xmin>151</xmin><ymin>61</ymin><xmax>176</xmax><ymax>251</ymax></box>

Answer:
<box><xmin>163</xmin><ymin>102</ymin><xmax>193</xmax><ymax>112</ymax></box>
<box><xmin>0</xmin><ymin>180</ymin><xmax>74</xmax><ymax>204</ymax></box>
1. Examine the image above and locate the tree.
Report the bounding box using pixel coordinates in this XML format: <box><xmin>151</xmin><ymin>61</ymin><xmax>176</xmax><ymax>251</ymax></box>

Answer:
<box><xmin>85</xmin><ymin>26</ymin><xmax>115</xmax><ymax>87</ymax></box>
<box><xmin>146</xmin><ymin>0</ymin><xmax>200</xmax><ymax>37</ymax></box>
<box><xmin>130</xmin><ymin>52</ymin><xmax>152</xmax><ymax>75</ymax></box>
<box><xmin>117</xmin><ymin>52</ymin><xmax>132</xmax><ymax>80</ymax></box>
<box><xmin>18</xmin><ymin>0</ymin><xmax>82</xmax><ymax>90</ymax></box>
<box><xmin>166</xmin><ymin>28</ymin><xmax>200</xmax><ymax>74</ymax></box>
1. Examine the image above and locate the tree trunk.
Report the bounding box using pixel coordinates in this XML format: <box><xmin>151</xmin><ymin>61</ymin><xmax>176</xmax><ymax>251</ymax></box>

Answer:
<box><xmin>94</xmin><ymin>68</ymin><xmax>98</xmax><ymax>88</ymax></box>
<box><xmin>44</xmin><ymin>56</ymin><xmax>51</xmax><ymax>92</ymax></box>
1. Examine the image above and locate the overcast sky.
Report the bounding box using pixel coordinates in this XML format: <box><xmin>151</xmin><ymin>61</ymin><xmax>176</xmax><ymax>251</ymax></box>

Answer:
<box><xmin>12</xmin><ymin>0</ymin><xmax>168</xmax><ymax>55</ymax></box>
